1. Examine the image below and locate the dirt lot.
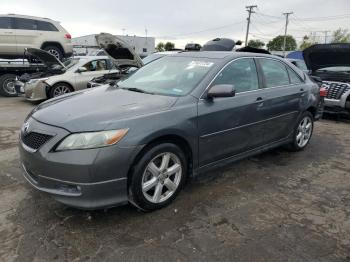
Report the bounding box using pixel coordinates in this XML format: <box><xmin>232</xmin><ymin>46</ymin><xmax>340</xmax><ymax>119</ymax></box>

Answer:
<box><xmin>0</xmin><ymin>96</ymin><xmax>350</xmax><ymax>262</ymax></box>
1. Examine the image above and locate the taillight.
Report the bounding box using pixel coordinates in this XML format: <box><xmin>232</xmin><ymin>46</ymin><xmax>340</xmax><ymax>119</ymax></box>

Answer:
<box><xmin>65</xmin><ymin>33</ymin><xmax>71</xmax><ymax>39</ymax></box>
<box><xmin>319</xmin><ymin>87</ymin><xmax>327</xmax><ymax>97</ymax></box>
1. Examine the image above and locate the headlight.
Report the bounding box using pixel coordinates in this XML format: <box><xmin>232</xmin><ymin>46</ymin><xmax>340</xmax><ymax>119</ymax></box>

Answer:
<box><xmin>56</xmin><ymin>129</ymin><xmax>129</xmax><ymax>151</ymax></box>
<box><xmin>28</xmin><ymin>78</ymin><xmax>49</xmax><ymax>84</ymax></box>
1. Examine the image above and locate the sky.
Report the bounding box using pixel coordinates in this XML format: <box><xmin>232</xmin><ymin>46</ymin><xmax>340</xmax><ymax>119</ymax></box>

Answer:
<box><xmin>1</xmin><ymin>0</ymin><xmax>350</xmax><ymax>48</ymax></box>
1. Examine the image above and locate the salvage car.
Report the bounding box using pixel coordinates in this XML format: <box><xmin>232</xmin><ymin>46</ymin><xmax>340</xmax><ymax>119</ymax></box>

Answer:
<box><xmin>19</xmin><ymin>51</ymin><xmax>324</xmax><ymax>211</ymax></box>
<box><xmin>303</xmin><ymin>43</ymin><xmax>350</xmax><ymax>114</ymax></box>
<box><xmin>88</xmin><ymin>50</ymin><xmax>182</xmax><ymax>88</ymax></box>
<box><xmin>18</xmin><ymin>48</ymin><xmax>118</xmax><ymax>101</ymax></box>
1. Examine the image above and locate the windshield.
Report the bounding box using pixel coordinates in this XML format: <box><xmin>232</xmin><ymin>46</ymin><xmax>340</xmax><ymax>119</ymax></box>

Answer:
<box><xmin>118</xmin><ymin>56</ymin><xmax>216</xmax><ymax>96</ymax></box>
<box><xmin>316</xmin><ymin>66</ymin><xmax>350</xmax><ymax>72</ymax></box>
<box><xmin>142</xmin><ymin>53</ymin><xmax>166</xmax><ymax>65</ymax></box>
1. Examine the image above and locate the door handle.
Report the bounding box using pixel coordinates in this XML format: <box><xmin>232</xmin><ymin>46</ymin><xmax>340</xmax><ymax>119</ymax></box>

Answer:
<box><xmin>4</xmin><ymin>32</ymin><xmax>13</xmax><ymax>34</ymax></box>
<box><xmin>256</xmin><ymin>97</ymin><xmax>263</xmax><ymax>101</ymax></box>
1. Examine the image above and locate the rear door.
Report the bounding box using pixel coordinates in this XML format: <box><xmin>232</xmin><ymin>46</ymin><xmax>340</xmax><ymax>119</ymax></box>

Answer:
<box><xmin>74</xmin><ymin>59</ymin><xmax>111</xmax><ymax>90</ymax></box>
<box><xmin>0</xmin><ymin>17</ymin><xmax>17</xmax><ymax>55</ymax></box>
<box><xmin>197</xmin><ymin>58</ymin><xmax>266</xmax><ymax>167</ymax></box>
<box><xmin>13</xmin><ymin>17</ymin><xmax>40</xmax><ymax>54</ymax></box>
<box><xmin>256</xmin><ymin>58</ymin><xmax>304</xmax><ymax>144</ymax></box>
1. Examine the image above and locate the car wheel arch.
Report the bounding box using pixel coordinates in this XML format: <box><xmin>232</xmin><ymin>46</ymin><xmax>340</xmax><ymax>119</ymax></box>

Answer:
<box><xmin>126</xmin><ymin>134</ymin><xmax>194</xmax><ymax>187</ymax></box>
<box><xmin>46</xmin><ymin>81</ymin><xmax>74</xmax><ymax>97</ymax></box>
<box><xmin>41</xmin><ymin>42</ymin><xmax>64</xmax><ymax>53</ymax></box>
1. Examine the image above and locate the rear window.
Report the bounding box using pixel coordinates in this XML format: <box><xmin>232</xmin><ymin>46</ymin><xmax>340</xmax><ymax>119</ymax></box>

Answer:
<box><xmin>0</xmin><ymin>17</ymin><xmax>12</xmax><ymax>29</ymax></box>
<box><xmin>37</xmin><ymin>21</ymin><xmax>58</xmax><ymax>31</ymax></box>
<box><xmin>14</xmin><ymin>18</ymin><xmax>37</xmax><ymax>30</ymax></box>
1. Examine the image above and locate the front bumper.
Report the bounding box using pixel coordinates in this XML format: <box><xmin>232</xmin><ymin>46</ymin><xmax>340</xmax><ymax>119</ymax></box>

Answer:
<box><xmin>19</xmin><ymin>117</ymin><xmax>142</xmax><ymax>209</ymax></box>
<box><xmin>24</xmin><ymin>81</ymin><xmax>48</xmax><ymax>101</ymax></box>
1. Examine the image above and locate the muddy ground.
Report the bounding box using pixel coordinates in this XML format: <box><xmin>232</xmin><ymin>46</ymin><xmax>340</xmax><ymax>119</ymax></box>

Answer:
<box><xmin>0</xmin><ymin>97</ymin><xmax>349</xmax><ymax>262</ymax></box>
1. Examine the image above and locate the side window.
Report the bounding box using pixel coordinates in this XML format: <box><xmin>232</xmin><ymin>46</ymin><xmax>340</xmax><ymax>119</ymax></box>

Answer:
<box><xmin>259</xmin><ymin>59</ymin><xmax>290</xmax><ymax>88</ymax></box>
<box><xmin>82</xmin><ymin>60</ymin><xmax>107</xmax><ymax>72</ymax></box>
<box><xmin>37</xmin><ymin>21</ymin><xmax>58</xmax><ymax>31</ymax></box>
<box><xmin>287</xmin><ymin>67</ymin><xmax>303</xmax><ymax>84</ymax></box>
<box><xmin>211</xmin><ymin>58</ymin><xmax>259</xmax><ymax>93</ymax></box>
<box><xmin>0</xmin><ymin>17</ymin><xmax>12</xmax><ymax>29</ymax></box>
<box><xmin>14</xmin><ymin>18</ymin><xmax>37</xmax><ymax>30</ymax></box>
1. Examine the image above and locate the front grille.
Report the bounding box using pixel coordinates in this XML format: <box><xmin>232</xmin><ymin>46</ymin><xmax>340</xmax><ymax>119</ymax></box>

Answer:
<box><xmin>322</xmin><ymin>81</ymin><xmax>350</xmax><ymax>99</ymax></box>
<box><xmin>22</xmin><ymin>132</ymin><xmax>53</xmax><ymax>150</ymax></box>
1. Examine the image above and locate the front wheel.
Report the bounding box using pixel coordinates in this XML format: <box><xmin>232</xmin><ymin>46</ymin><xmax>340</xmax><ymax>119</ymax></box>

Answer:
<box><xmin>49</xmin><ymin>83</ymin><xmax>73</xmax><ymax>98</ymax></box>
<box><xmin>129</xmin><ymin>143</ymin><xmax>187</xmax><ymax>211</ymax></box>
<box><xmin>288</xmin><ymin>111</ymin><xmax>314</xmax><ymax>151</ymax></box>
<box><xmin>0</xmin><ymin>74</ymin><xmax>18</xmax><ymax>97</ymax></box>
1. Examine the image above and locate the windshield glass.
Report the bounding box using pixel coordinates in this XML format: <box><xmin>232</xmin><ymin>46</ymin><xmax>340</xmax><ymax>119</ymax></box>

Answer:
<box><xmin>142</xmin><ymin>53</ymin><xmax>165</xmax><ymax>65</ymax></box>
<box><xmin>316</xmin><ymin>66</ymin><xmax>350</xmax><ymax>72</ymax></box>
<box><xmin>118</xmin><ymin>56</ymin><xmax>216</xmax><ymax>96</ymax></box>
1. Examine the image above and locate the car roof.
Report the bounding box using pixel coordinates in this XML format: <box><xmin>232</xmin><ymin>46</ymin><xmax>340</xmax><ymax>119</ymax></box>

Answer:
<box><xmin>1</xmin><ymin>14</ymin><xmax>58</xmax><ymax>22</ymax></box>
<box><xmin>171</xmin><ymin>51</ymin><xmax>278</xmax><ymax>60</ymax></box>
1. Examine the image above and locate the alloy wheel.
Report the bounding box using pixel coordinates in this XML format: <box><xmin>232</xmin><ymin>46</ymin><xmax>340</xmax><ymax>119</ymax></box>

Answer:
<box><xmin>52</xmin><ymin>86</ymin><xmax>71</xmax><ymax>97</ymax></box>
<box><xmin>142</xmin><ymin>152</ymin><xmax>182</xmax><ymax>204</ymax></box>
<box><xmin>47</xmin><ymin>49</ymin><xmax>60</xmax><ymax>60</ymax></box>
<box><xmin>296</xmin><ymin>116</ymin><xmax>313</xmax><ymax>148</ymax></box>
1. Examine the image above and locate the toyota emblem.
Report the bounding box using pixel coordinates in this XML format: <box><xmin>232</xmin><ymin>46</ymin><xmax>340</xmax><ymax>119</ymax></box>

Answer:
<box><xmin>23</xmin><ymin>122</ymin><xmax>30</xmax><ymax>133</ymax></box>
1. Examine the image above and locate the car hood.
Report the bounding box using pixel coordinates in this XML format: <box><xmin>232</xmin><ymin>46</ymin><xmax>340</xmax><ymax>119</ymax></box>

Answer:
<box><xmin>26</xmin><ymin>48</ymin><xmax>66</xmax><ymax>71</ymax></box>
<box><xmin>95</xmin><ymin>33</ymin><xmax>144</xmax><ymax>69</ymax></box>
<box><xmin>303</xmin><ymin>43</ymin><xmax>350</xmax><ymax>72</ymax></box>
<box><xmin>31</xmin><ymin>85</ymin><xmax>177</xmax><ymax>132</ymax></box>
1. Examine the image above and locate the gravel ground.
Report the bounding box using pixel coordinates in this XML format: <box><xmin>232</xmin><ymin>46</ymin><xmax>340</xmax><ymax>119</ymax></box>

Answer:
<box><xmin>0</xmin><ymin>97</ymin><xmax>349</xmax><ymax>262</ymax></box>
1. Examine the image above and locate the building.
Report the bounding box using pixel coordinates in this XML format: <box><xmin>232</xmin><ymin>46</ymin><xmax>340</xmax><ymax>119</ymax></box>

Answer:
<box><xmin>72</xmin><ymin>34</ymin><xmax>155</xmax><ymax>58</ymax></box>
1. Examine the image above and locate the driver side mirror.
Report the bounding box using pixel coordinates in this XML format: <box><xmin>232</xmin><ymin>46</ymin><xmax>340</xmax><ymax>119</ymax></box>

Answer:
<box><xmin>207</xmin><ymin>84</ymin><xmax>235</xmax><ymax>99</ymax></box>
<box><xmin>77</xmin><ymin>67</ymin><xmax>88</xmax><ymax>73</ymax></box>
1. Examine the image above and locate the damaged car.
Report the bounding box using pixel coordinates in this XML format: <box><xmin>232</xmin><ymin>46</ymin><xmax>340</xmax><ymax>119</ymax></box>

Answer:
<box><xmin>17</xmin><ymin>48</ymin><xmax>118</xmax><ymax>101</ymax></box>
<box><xmin>303</xmin><ymin>43</ymin><xmax>350</xmax><ymax>114</ymax></box>
<box><xmin>87</xmin><ymin>33</ymin><xmax>145</xmax><ymax>88</ymax></box>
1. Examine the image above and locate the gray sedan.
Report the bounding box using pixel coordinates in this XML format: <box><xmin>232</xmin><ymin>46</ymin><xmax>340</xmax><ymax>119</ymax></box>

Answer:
<box><xmin>19</xmin><ymin>51</ymin><xmax>323</xmax><ymax>211</ymax></box>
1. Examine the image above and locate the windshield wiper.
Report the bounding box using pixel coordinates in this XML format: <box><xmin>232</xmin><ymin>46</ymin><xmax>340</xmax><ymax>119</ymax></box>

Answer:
<box><xmin>121</xmin><ymin>87</ymin><xmax>154</xmax><ymax>94</ymax></box>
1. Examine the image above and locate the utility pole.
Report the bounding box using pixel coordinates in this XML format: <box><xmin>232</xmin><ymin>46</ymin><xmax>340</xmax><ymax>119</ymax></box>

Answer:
<box><xmin>323</xmin><ymin>30</ymin><xmax>331</xmax><ymax>44</ymax></box>
<box><xmin>282</xmin><ymin>12</ymin><xmax>293</xmax><ymax>57</ymax></box>
<box><xmin>245</xmin><ymin>5</ymin><xmax>257</xmax><ymax>46</ymax></box>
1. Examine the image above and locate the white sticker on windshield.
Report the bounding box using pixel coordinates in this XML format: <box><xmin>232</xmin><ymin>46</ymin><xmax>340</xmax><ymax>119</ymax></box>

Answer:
<box><xmin>186</xmin><ymin>61</ymin><xmax>214</xmax><ymax>70</ymax></box>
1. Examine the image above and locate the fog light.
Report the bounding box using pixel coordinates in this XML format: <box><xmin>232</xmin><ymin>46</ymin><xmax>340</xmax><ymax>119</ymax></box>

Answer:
<box><xmin>58</xmin><ymin>184</ymin><xmax>81</xmax><ymax>194</ymax></box>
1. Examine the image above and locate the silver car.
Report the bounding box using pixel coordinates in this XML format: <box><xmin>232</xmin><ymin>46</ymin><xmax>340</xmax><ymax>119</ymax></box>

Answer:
<box><xmin>21</xmin><ymin>49</ymin><xmax>117</xmax><ymax>101</ymax></box>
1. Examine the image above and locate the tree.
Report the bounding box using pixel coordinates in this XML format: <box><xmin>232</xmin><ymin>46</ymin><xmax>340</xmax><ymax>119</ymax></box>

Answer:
<box><xmin>266</xmin><ymin>35</ymin><xmax>297</xmax><ymax>51</ymax></box>
<box><xmin>248</xmin><ymin>39</ymin><xmax>265</xmax><ymax>49</ymax></box>
<box><xmin>155</xmin><ymin>42</ymin><xmax>165</xmax><ymax>52</ymax></box>
<box><xmin>331</xmin><ymin>28</ymin><xmax>350</xmax><ymax>43</ymax></box>
<box><xmin>299</xmin><ymin>35</ymin><xmax>317</xmax><ymax>50</ymax></box>
<box><xmin>164</xmin><ymin>42</ymin><xmax>175</xmax><ymax>51</ymax></box>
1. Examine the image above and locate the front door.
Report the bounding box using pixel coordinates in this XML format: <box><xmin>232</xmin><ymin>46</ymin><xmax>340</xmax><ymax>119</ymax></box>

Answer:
<box><xmin>0</xmin><ymin>17</ymin><xmax>17</xmax><ymax>55</ymax></box>
<box><xmin>197</xmin><ymin>58</ymin><xmax>265</xmax><ymax>167</ymax></box>
<box><xmin>74</xmin><ymin>59</ymin><xmax>111</xmax><ymax>90</ymax></box>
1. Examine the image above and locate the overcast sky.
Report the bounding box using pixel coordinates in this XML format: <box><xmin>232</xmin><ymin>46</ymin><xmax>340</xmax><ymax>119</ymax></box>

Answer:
<box><xmin>2</xmin><ymin>0</ymin><xmax>350</xmax><ymax>48</ymax></box>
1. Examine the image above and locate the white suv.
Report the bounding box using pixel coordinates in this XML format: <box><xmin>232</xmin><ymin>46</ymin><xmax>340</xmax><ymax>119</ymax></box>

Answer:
<box><xmin>0</xmin><ymin>14</ymin><xmax>73</xmax><ymax>60</ymax></box>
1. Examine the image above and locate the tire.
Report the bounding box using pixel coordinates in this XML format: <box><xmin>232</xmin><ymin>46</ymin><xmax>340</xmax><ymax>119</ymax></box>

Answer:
<box><xmin>42</xmin><ymin>45</ymin><xmax>63</xmax><ymax>61</ymax></box>
<box><xmin>288</xmin><ymin>111</ymin><xmax>314</xmax><ymax>151</ymax></box>
<box><xmin>129</xmin><ymin>143</ymin><xmax>187</xmax><ymax>211</ymax></box>
<box><xmin>49</xmin><ymin>83</ymin><xmax>73</xmax><ymax>98</ymax></box>
<box><xmin>0</xmin><ymin>74</ymin><xmax>18</xmax><ymax>97</ymax></box>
